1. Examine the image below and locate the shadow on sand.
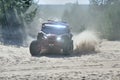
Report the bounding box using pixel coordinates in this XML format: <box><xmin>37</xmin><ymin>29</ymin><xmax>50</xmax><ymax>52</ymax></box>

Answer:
<box><xmin>32</xmin><ymin>51</ymin><xmax>98</xmax><ymax>58</ymax></box>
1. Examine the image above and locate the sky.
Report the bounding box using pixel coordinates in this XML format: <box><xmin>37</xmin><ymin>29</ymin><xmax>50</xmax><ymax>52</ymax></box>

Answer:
<box><xmin>34</xmin><ymin>0</ymin><xmax>90</xmax><ymax>5</ymax></box>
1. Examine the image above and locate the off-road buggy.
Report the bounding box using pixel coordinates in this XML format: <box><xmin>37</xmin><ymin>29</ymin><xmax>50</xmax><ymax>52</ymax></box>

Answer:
<box><xmin>29</xmin><ymin>20</ymin><xmax>73</xmax><ymax>56</ymax></box>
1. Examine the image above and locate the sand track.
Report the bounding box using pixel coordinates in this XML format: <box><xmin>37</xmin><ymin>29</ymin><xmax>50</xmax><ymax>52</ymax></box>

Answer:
<box><xmin>0</xmin><ymin>41</ymin><xmax>120</xmax><ymax>80</ymax></box>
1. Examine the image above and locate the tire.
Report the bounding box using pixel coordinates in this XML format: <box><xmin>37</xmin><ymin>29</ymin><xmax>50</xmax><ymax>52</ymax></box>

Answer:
<box><xmin>70</xmin><ymin>40</ymin><xmax>73</xmax><ymax>52</ymax></box>
<box><xmin>63</xmin><ymin>40</ymin><xmax>73</xmax><ymax>55</ymax></box>
<box><xmin>29</xmin><ymin>40</ymin><xmax>41</xmax><ymax>56</ymax></box>
<box><xmin>37</xmin><ymin>33</ymin><xmax>43</xmax><ymax>40</ymax></box>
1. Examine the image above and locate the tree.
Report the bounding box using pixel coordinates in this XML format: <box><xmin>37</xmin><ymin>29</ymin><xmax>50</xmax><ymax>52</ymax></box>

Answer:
<box><xmin>0</xmin><ymin>0</ymin><xmax>35</xmax><ymax>45</ymax></box>
<box><xmin>62</xmin><ymin>1</ymin><xmax>86</xmax><ymax>32</ymax></box>
<box><xmin>62</xmin><ymin>9</ymin><xmax>70</xmax><ymax>22</ymax></box>
<box><xmin>89</xmin><ymin>0</ymin><xmax>120</xmax><ymax>40</ymax></box>
<box><xmin>105</xmin><ymin>2</ymin><xmax>120</xmax><ymax>40</ymax></box>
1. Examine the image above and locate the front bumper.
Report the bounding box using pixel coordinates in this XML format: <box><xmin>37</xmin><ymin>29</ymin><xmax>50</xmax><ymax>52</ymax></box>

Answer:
<box><xmin>40</xmin><ymin>42</ymin><xmax>63</xmax><ymax>54</ymax></box>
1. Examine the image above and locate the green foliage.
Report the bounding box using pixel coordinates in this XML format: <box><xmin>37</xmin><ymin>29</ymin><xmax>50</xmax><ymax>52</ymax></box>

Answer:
<box><xmin>25</xmin><ymin>8</ymin><xmax>37</xmax><ymax>23</ymax></box>
<box><xmin>0</xmin><ymin>0</ymin><xmax>35</xmax><ymax>45</ymax></box>
<box><xmin>106</xmin><ymin>3</ymin><xmax>120</xmax><ymax>40</ymax></box>
<box><xmin>62</xmin><ymin>0</ymin><xmax>120</xmax><ymax>40</ymax></box>
<box><xmin>0</xmin><ymin>0</ymin><xmax>34</xmax><ymax>26</ymax></box>
<box><xmin>62</xmin><ymin>2</ymin><xmax>86</xmax><ymax>32</ymax></box>
<box><xmin>90</xmin><ymin>0</ymin><xmax>120</xmax><ymax>40</ymax></box>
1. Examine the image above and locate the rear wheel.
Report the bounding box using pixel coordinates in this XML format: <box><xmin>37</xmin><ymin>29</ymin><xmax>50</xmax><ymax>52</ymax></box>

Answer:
<box><xmin>29</xmin><ymin>40</ymin><xmax>41</xmax><ymax>56</ymax></box>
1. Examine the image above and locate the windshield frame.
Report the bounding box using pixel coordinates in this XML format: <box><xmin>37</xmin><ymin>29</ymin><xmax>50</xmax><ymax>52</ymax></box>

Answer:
<box><xmin>41</xmin><ymin>24</ymin><xmax>70</xmax><ymax>35</ymax></box>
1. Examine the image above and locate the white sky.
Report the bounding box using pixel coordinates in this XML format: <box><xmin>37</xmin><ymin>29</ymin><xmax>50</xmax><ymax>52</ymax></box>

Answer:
<box><xmin>34</xmin><ymin>0</ymin><xmax>90</xmax><ymax>5</ymax></box>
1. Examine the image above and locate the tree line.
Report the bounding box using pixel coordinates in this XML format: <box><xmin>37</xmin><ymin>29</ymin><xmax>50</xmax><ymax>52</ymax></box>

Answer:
<box><xmin>0</xmin><ymin>0</ymin><xmax>36</xmax><ymax>45</ymax></box>
<box><xmin>62</xmin><ymin>0</ymin><xmax>120</xmax><ymax>40</ymax></box>
<box><xmin>0</xmin><ymin>0</ymin><xmax>120</xmax><ymax>46</ymax></box>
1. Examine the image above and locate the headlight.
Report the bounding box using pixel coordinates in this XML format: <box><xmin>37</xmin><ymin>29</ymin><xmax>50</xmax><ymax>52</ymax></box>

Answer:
<box><xmin>57</xmin><ymin>37</ymin><xmax>62</xmax><ymax>41</ymax></box>
<box><xmin>44</xmin><ymin>36</ymin><xmax>47</xmax><ymax>39</ymax></box>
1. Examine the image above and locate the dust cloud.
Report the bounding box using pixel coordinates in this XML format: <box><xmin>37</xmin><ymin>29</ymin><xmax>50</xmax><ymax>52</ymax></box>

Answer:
<box><xmin>73</xmin><ymin>30</ymin><xmax>100</xmax><ymax>53</ymax></box>
<box><xmin>23</xmin><ymin>4</ymin><xmax>44</xmax><ymax>46</ymax></box>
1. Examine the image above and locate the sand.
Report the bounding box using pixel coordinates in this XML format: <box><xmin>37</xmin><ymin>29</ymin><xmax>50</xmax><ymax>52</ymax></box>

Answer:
<box><xmin>0</xmin><ymin>41</ymin><xmax>120</xmax><ymax>80</ymax></box>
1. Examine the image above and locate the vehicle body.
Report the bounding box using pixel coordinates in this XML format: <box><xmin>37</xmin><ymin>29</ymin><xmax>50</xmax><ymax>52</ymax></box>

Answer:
<box><xmin>29</xmin><ymin>20</ymin><xmax>73</xmax><ymax>56</ymax></box>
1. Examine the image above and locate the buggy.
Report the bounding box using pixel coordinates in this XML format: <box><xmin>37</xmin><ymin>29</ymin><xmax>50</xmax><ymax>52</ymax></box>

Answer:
<box><xmin>29</xmin><ymin>21</ymin><xmax>73</xmax><ymax>56</ymax></box>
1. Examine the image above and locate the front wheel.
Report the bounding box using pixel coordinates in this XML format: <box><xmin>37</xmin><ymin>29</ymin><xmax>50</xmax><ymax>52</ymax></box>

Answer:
<box><xmin>29</xmin><ymin>40</ymin><xmax>41</xmax><ymax>56</ymax></box>
<box><xmin>63</xmin><ymin>40</ymin><xmax>73</xmax><ymax>55</ymax></box>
